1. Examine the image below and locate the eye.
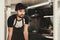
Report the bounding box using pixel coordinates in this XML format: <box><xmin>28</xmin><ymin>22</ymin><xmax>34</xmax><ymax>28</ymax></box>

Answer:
<box><xmin>19</xmin><ymin>10</ymin><xmax>22</xmax><ymax>12</ymax></box>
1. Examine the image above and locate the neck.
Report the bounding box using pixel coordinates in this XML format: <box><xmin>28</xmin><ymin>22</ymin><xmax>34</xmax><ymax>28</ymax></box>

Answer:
<box><xmin>17</xmin><ymin>16</ymin><xmax>23</xmax><ymax>21</ymax></box>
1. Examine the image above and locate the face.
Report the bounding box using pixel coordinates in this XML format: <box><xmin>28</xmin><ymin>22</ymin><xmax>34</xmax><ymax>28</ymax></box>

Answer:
<box><xmin>17</xmin><ymin>9</ymin><xmax>25</xmax><ymax>18</ymax></box>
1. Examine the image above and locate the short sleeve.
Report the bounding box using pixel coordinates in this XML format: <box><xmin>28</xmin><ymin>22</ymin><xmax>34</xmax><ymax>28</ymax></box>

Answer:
<box><xmin>25</xmin><ymin>16</ymin><xmax>29</xmax><ymax>24</ymax></box>
<box><xmin>7</xmin><ymin>16</ymin><xmax>14</xmax><ymax>27</ymax></box>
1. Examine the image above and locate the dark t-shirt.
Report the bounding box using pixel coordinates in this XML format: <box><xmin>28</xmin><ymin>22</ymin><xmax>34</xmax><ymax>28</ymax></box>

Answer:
<box><xmin>7</xmin><ymin>14</ymin><xmax>29</xmax><ymax>28</ymax></box>
<box><xmin>7</xmin><ymin>14</ymin><xmax>29</xmax><ymax>40</ymax></box>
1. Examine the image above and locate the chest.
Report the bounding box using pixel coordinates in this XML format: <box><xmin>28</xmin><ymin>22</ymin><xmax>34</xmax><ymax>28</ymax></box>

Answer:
<box><xmin>13</xmin><ymin>18</ymin><xmax>25</xmax><ymax>28</ymax></box>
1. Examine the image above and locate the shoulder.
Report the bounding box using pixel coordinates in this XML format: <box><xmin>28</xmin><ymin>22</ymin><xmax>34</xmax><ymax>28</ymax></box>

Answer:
<box><xmin>24</xmin><ymin>15</ymin><xmax>29</xmax><ymax>19</ymax></box>
<box><xmin>7</xmin><ymin>14</ymin><xmax>16</xmax><ymax>23</ymax></box>
<box><xmin>24</xmin><ymin>15</ymin><xmax>29</xmax><ymax>24</ymax></box>
<box><xmin>8</xmin><ymin>14</ymin><xmax>16</xmax><ymax>20</ymax></box>
<box><xmin>9</xmin><ymin>14</ymin><xmax>16</xmax><ymax>18</ymax></box>
<box><xmin>7</xmin><ymin>14</ymin><xmax>16</xmax><ymax>27</ymax></box>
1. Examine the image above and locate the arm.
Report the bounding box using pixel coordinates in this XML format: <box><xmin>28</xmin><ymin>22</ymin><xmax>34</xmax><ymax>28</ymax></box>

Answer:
<box><xmin>7</xmin><ymin>15</ymin><xmax>14</xmax><ymax>40</ymax></box>
<box><xmin>7</xmin><ymin>27</ymin><xmax>13</xmax><ymax>40</ymax></box>
<box><xmin>23</xmin><ymin>24</ymin><xmax>29</xmax><ymax>40</ymax></box>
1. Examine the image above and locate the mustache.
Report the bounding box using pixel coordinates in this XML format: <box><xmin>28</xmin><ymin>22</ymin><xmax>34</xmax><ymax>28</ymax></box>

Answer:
<box><xmin>17</xmin><ymin>14</ymin><xmax>28</xmax><ymax>18</ymax></box>
<box><xmin>18</xmin><ymin>15</ymin><xmax>25</xmax><ymax>18</ymax></box>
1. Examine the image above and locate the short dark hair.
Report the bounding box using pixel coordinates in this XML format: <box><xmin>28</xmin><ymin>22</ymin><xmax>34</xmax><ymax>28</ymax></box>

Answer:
<box><xmin>15</xmin><ymin>3</ymin><xmax>27</xmax><ymax>11</ymax></box>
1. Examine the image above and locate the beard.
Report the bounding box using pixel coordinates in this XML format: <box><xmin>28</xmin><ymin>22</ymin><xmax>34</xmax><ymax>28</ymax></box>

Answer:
<box><xmin>17</xmin><ymin>14</ymin><xmax>25</xmax><ymax>18</ymax></box>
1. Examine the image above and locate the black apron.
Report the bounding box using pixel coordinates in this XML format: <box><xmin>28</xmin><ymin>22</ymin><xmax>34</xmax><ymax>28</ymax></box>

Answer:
<box><xmin>12</xmin><ymin>18</ymin><xmax>25</xmax><ymax>40</ymax></box>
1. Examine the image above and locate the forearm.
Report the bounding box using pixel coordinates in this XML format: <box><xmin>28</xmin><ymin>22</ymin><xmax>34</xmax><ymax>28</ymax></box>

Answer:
<box><xmin>7</xmin><ymin>27</ymin><xmax>13</xmax><ymax>40</ymax></box>
<box><xmin>7</xmin><ymin>32</ymin><xmax>12</xmax><ymax>40</ymax></box>
<box><xmin>23</xmin><ymin>31</ymin><xmax>28</xmax><ymax>40</ymax></box>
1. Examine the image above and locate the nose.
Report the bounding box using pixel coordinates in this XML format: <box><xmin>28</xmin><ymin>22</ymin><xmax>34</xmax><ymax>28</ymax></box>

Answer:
<box><xmin>22</xmin><ymin>12</ymin><xmax>25</xmax><ymax>15</ymax></box>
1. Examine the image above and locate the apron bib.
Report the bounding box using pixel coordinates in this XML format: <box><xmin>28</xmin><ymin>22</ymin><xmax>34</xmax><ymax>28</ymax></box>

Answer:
<box><xmin>12</xmin><ymin>18</ymin><xmax>25</xmax><ymax>40</ymax></box>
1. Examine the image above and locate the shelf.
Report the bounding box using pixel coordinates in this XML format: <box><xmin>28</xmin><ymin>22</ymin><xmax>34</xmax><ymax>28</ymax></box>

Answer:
<box><xmin>58</xmin><ymin>0</ymin><xmax>60</xmax><ymax>2</ymax></box>
<box><xmin>44</xmin><ymin>15</ymin><xmax>53</xmax><ymax>18</ymax></box>
<box><xmin>11</xmin><ymin>9</ymin><xmax>15</xmax><ymax>13</ymax></box>
<box><xmin>58</xmin><ymin>1</ymin><xmax>60</xmax><ymax>8</ymax></box>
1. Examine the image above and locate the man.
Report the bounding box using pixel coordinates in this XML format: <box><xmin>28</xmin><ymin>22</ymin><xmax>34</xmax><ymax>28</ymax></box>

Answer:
<box><xmin>7</xmin><ymin>3</ymin><xmax>29</xmax><ymax>40</ymax></box>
